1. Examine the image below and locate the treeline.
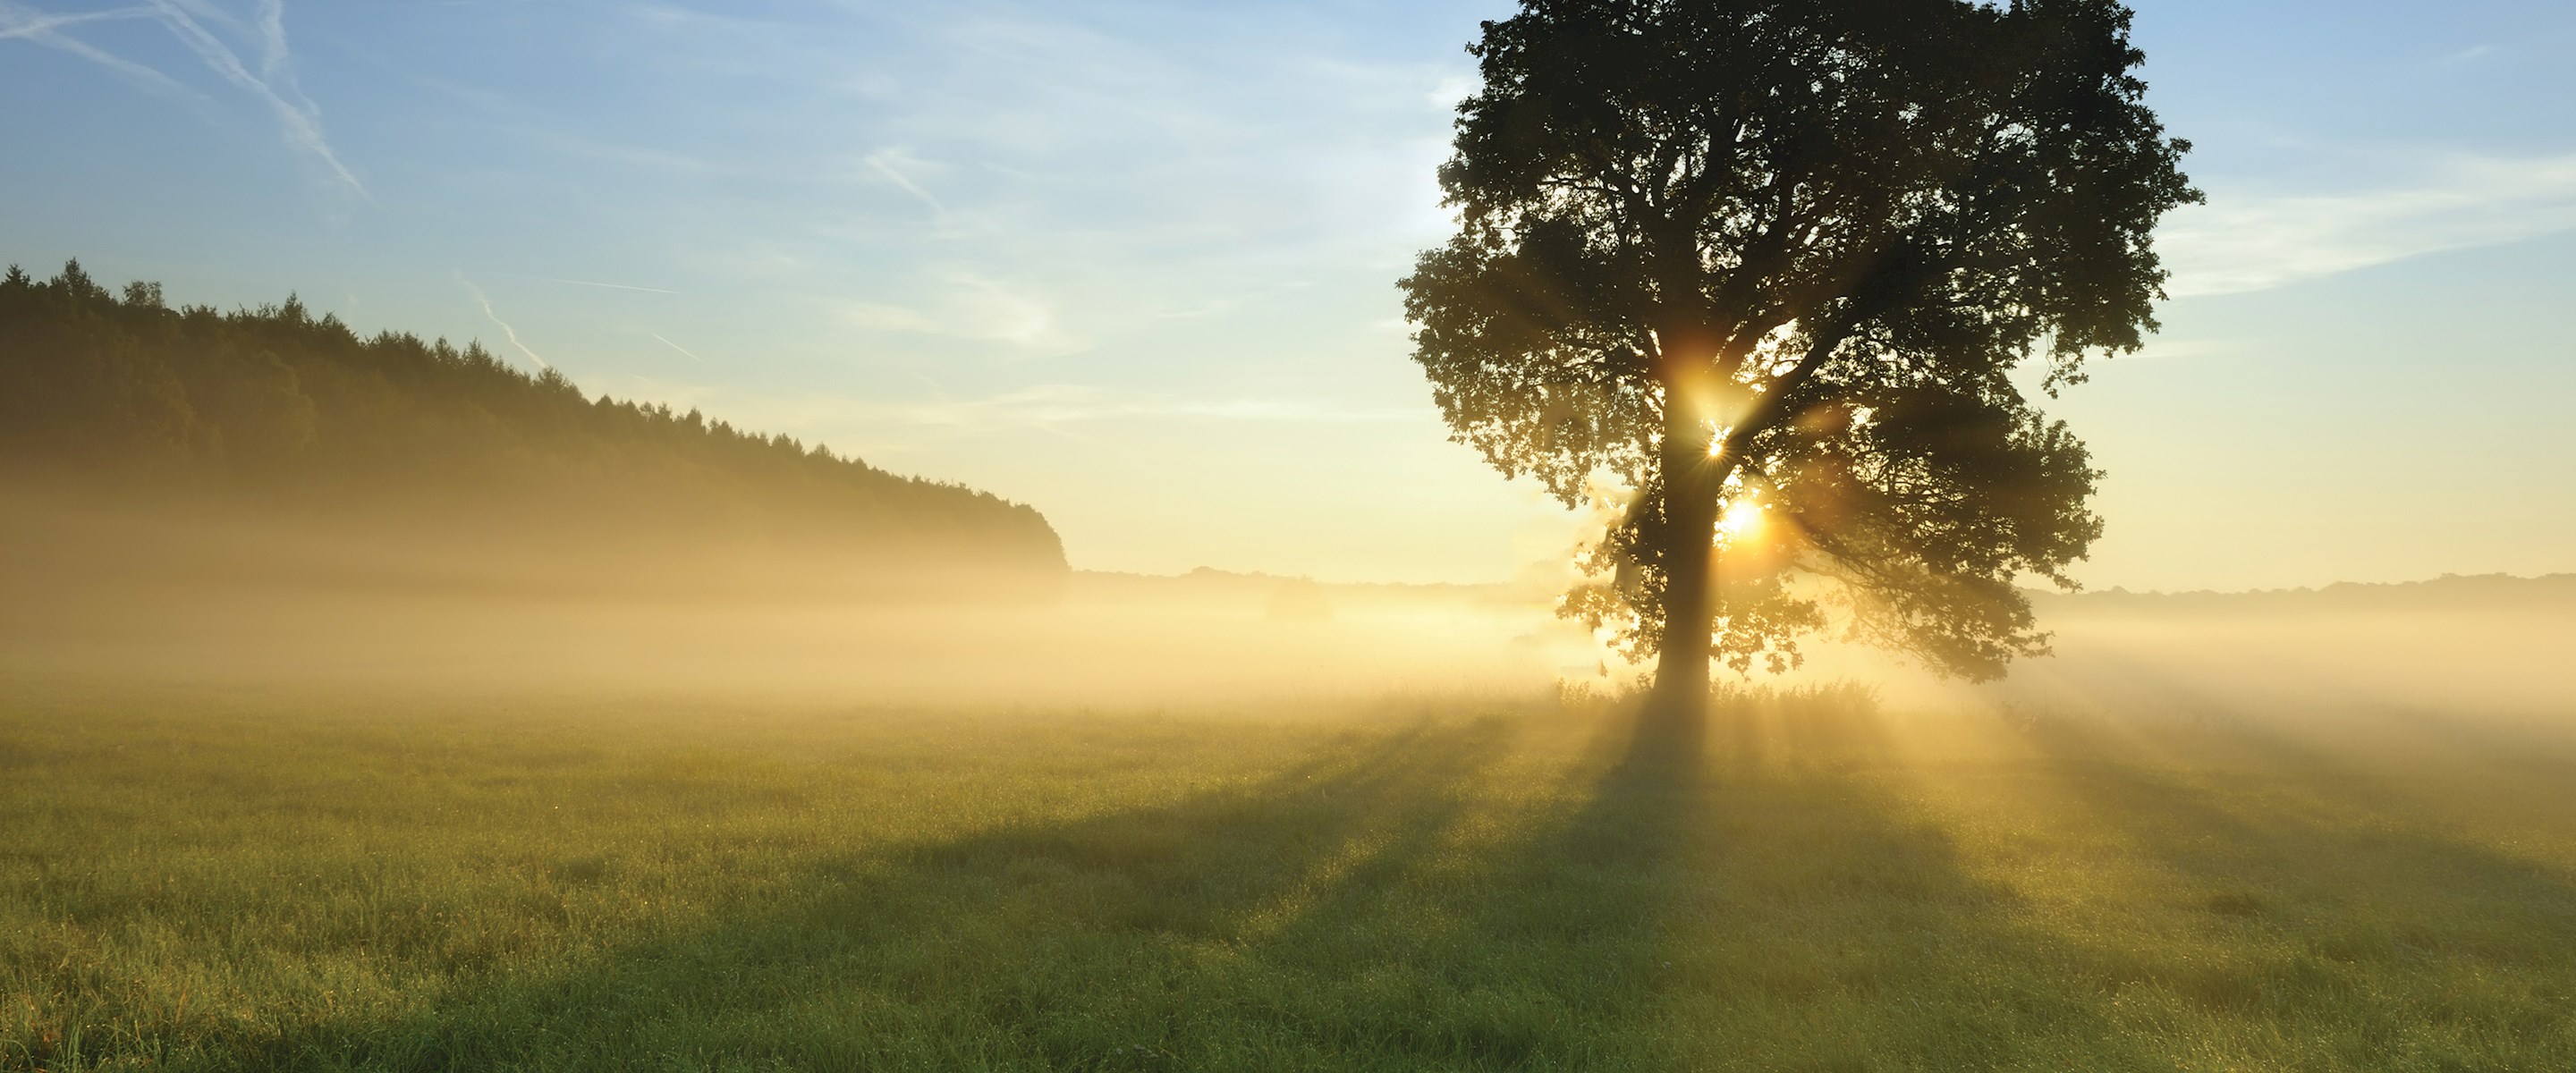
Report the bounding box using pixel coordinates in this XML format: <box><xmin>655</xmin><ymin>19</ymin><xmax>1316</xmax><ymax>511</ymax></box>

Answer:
<box><xmin>2031</xmin><ymin>572</ymin><xmax>2576</xmax><ymax>618</ymax></box>
<box><xmin>0</xmin><ymin>260</ymin><xmax>1065</xmax><ymax>596</ymax></box>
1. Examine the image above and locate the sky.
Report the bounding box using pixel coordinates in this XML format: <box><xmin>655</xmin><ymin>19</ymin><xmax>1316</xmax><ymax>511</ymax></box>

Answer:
<box><xmin>3</xmin><ymin>0</ymin><xmax>2572</xmax><ymax>591</ymax></box>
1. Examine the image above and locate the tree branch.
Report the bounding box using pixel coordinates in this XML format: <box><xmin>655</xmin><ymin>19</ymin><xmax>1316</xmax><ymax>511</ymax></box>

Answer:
<box><xmin>1712</xmin><ymin>310</ymin><xmax>1857</xmax><ymax>474</ymax></box>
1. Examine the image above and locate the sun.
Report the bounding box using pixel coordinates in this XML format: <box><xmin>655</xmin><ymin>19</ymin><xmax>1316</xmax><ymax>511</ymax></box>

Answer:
<box><xmin>1717</xmin><ymin>498</ymin><xmax>1766</xmax><ymax>542</ymax></box>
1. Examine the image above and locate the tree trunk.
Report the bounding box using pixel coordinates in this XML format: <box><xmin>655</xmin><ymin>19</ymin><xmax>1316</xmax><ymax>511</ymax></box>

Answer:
<box><xmin>1640</xmin><ymin>372</ymin><xmax>1723</xmax><ymax>760</ymax></box>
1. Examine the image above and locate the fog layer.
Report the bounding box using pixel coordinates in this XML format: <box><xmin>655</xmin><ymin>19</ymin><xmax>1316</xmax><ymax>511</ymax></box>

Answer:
<box><xmin>10</xmin><ymin>486</ymin><xmax>2572</xmax><ymax>721</ymax></box>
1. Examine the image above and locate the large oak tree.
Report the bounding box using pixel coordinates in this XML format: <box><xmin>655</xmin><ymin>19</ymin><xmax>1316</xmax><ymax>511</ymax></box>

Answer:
<box><xmin>1402</xmin><ymin>0</ymin><xmax>2198</xmax><ymax>724</ymax></box>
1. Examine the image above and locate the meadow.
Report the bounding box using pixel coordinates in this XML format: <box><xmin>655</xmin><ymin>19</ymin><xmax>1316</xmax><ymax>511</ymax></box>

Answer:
<box><xmin>7</xmin><ymin>676</ymin><xmax>2575</xmax><ymax>1072</ymax></box>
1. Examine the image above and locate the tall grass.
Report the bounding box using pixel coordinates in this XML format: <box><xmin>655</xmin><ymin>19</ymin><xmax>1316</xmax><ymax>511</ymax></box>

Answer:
<box><xmin>4</xmin><ymin>681</ymin><xmax>2573</xmax><ymax>1070</ymax></box>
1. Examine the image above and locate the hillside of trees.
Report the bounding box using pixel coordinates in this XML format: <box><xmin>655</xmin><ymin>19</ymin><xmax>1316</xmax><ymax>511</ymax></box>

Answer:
<box><xmin>0</xmin><ymin>260</ymin><xmax>1066</xmax><ymax>600</ymax></box>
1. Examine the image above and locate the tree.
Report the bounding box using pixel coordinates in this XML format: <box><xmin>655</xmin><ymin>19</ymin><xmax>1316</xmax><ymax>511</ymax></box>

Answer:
<box><xmin>1401</xmin><ymin>0</ymin><xmax>2199</xmax><ymax>730</ymax></box>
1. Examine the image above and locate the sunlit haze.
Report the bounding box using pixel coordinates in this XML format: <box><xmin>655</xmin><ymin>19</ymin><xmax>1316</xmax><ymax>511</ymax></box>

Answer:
<box><xmin>5</xmin><ymin>0</ymin><xmax>2572</xmax><ymax>588</ymax></box>
<box><xmin>14</xmin><ymin>5</ymin><xmax>2576</xmax><ymax>1067</ymax></box>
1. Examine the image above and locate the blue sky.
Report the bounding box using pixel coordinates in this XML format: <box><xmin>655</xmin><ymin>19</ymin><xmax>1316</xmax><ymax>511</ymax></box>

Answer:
<box><xmin>4</xmin><ymin>0</ymin><xmax>2572</xmax><ymax>589</ymax></box>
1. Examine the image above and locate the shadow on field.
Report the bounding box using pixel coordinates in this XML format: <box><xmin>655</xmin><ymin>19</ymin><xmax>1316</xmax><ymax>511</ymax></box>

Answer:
<box><xmin>208</xmin><ymin>702</ymin><xmax>1835</xmax><ymax>1071</ymax></box>
<box><xmin>1629</xmin><ymin>694</ymin><xmax>2179</xmax><ymax>1071</ymax></box>
<box><xmin>65</xmin><ymin>690</ymin><xmax>2576</xmax><ymax>1071</ymax></box>
<box><xmin>245</xmin><ymin>713</ymin><xmax>1682</xmax><ymax>1070</ymax></box>
<box><xmin>188</xmin><ymin>697</ymin><xmax>2110</xmax><ymax>1071</ymax></box>
<box><xmin>2012</xmin><ymin>711</ymin><xmax>2576</xmax><ymax>1004</ymax></box>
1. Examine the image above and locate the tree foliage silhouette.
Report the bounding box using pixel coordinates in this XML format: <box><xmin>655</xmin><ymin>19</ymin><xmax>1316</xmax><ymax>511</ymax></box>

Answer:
<box><xmin>1402</xmin><ymin>0</ymin><xmax>2198</xmax><ymax>719</ymax></box>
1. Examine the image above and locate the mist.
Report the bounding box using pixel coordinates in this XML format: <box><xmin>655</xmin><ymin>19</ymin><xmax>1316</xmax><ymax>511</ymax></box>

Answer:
<box><xmin>11</xmin><ymin>472</ymin><xmax>2571</xmax><ymax>728</ymax></box>
<box><xmin>0</xmin><ymin>478</ymin><xmax>1572</xmax><ymax>704</ymax></box>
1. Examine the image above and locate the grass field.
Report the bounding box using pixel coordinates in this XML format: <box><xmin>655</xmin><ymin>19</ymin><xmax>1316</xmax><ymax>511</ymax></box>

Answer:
<box><xmin>5</xmin><ymin>680</ymin><xmax>2576</xmax><ymax>1071</ymax></box>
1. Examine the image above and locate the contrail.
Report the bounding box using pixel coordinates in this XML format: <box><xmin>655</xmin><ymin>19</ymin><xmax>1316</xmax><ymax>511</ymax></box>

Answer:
<box><xmin>0</xmin><ymin>4</ymin><xmax>147</xmax><ymax>38</ymax></box>
<box><xmin>0</xmin><ymin>3</ymin><xmax>205</xmax><ymax>101</ymax></box>
<box><xmin>865</xmin><ymin>148</ymin><xmax>946</xmax><ymax>215</ymax></box>
<box><xmin>144</xmin><ymin>0</ymin><xmax>369</xmax><ymax>199</ymax></box>
<box><xmin>253</xmin><ymin>0</ymin><xmax>284</xmax><ymax>78</ymax></box>
<box><xmin>4</xmin><ymin>2</ymin><xmax>363</xmax><ymax>199</ymax></box>
<box><xmin>648</xmin><ymin>333</ymin><xmax>710</xmax><ymax>366</ymax></box>
<box><xmin>458</xmin><ymin>275</ymin><xmax>553</xmax><ymax>373</ymax></box>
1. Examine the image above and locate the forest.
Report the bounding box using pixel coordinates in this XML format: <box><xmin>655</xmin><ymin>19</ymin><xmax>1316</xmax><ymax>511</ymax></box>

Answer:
<box><xmin>0</xmin><ymin>260</ymin><xmax>1067</xmax><ymax>599</ymax></box>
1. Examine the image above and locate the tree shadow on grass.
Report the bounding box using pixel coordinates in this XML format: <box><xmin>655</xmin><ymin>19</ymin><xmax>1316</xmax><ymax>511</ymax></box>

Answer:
<box><xmin>2004</xmin><ymin>709</ymin><xmax>2576</xmax><ymax>1067</ymax></box>
<box><xmin>2016</xmin><ymin>695</ymin><xmax>2576</xmax><ymax>917</ymax></box>
<box><xmin>241</xmin><ymin>714</ymin><xmax>1589</xmax><ymax>1072</ymax></box>
<box><xmin>84</xmin><ymin>696</ymin><xmax>2298</xmax><ymax>1073</ymax></box>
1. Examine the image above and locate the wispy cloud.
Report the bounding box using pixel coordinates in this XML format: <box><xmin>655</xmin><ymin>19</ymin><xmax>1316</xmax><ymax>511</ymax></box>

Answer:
<box><xmin>507</xmin><ymin>125</ymin><xmax>741</xmax><ymax>179</ymax></box>
<box><xmin>2120</xmin><ymin>338</ymin><xmax>2233</xmax><ymax>363</ymax></box>
<box><xmin>605</xmin><ymin>1</ymin><xmax>1468</xmax><ymax>317</ymax></box>
<box><xmin>2159</xmin><ymin>153</ymin><xmax>2576</xmax><ymax>297</ymax></box>
<box><xmin>1425</xmin><ymin>72</ymin><xmax>1478</xmax><ymax>109</ymax></box>
<box><xmin>836</xmin><ymin>272</ymin><xmax>1089</xmax><ymax>357</ymax></box>
<box><xmin>0</xmin><ymin>0</ymin><xmax>361</xmax><ymax>197</ymax></box>
<box><xmin>529</xmin><ymin>275</ymin><xmax>676</xmax><ymax>294</ymax></box>
<box><xmin>861</xmin><ymin>384</ymin><xmax>1419</xmax><ymax>429</ymax></box>
<box><xmin>589</xmin><ymin>381</ymin><xmax>1419</xmax><ymax>440</ymax></box>
<box><xmin>457</xmin><ymin>275</ymin><xmax>552</xmax><ymax>372</ymax></box>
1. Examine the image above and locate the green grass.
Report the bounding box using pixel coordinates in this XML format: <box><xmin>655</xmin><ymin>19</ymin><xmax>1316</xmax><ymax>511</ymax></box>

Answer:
<box><xmin>4</xmin><ymin>681</ymin><xmax>2575</xmax><ymax>1071</ymax></box>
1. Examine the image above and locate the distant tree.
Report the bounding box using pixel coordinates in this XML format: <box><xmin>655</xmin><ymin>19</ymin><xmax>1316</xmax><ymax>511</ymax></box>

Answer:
<box><xmin>1401</xmin><ymin>0</ymin><xmax>2198</xmax><ymax>730</ymax></box>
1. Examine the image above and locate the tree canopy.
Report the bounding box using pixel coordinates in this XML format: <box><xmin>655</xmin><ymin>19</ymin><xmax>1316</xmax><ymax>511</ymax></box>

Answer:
<box><xmin>1401</xmin><ymin>0</ymin><xmax>2199</xmax><ymax>705</ymax></box>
